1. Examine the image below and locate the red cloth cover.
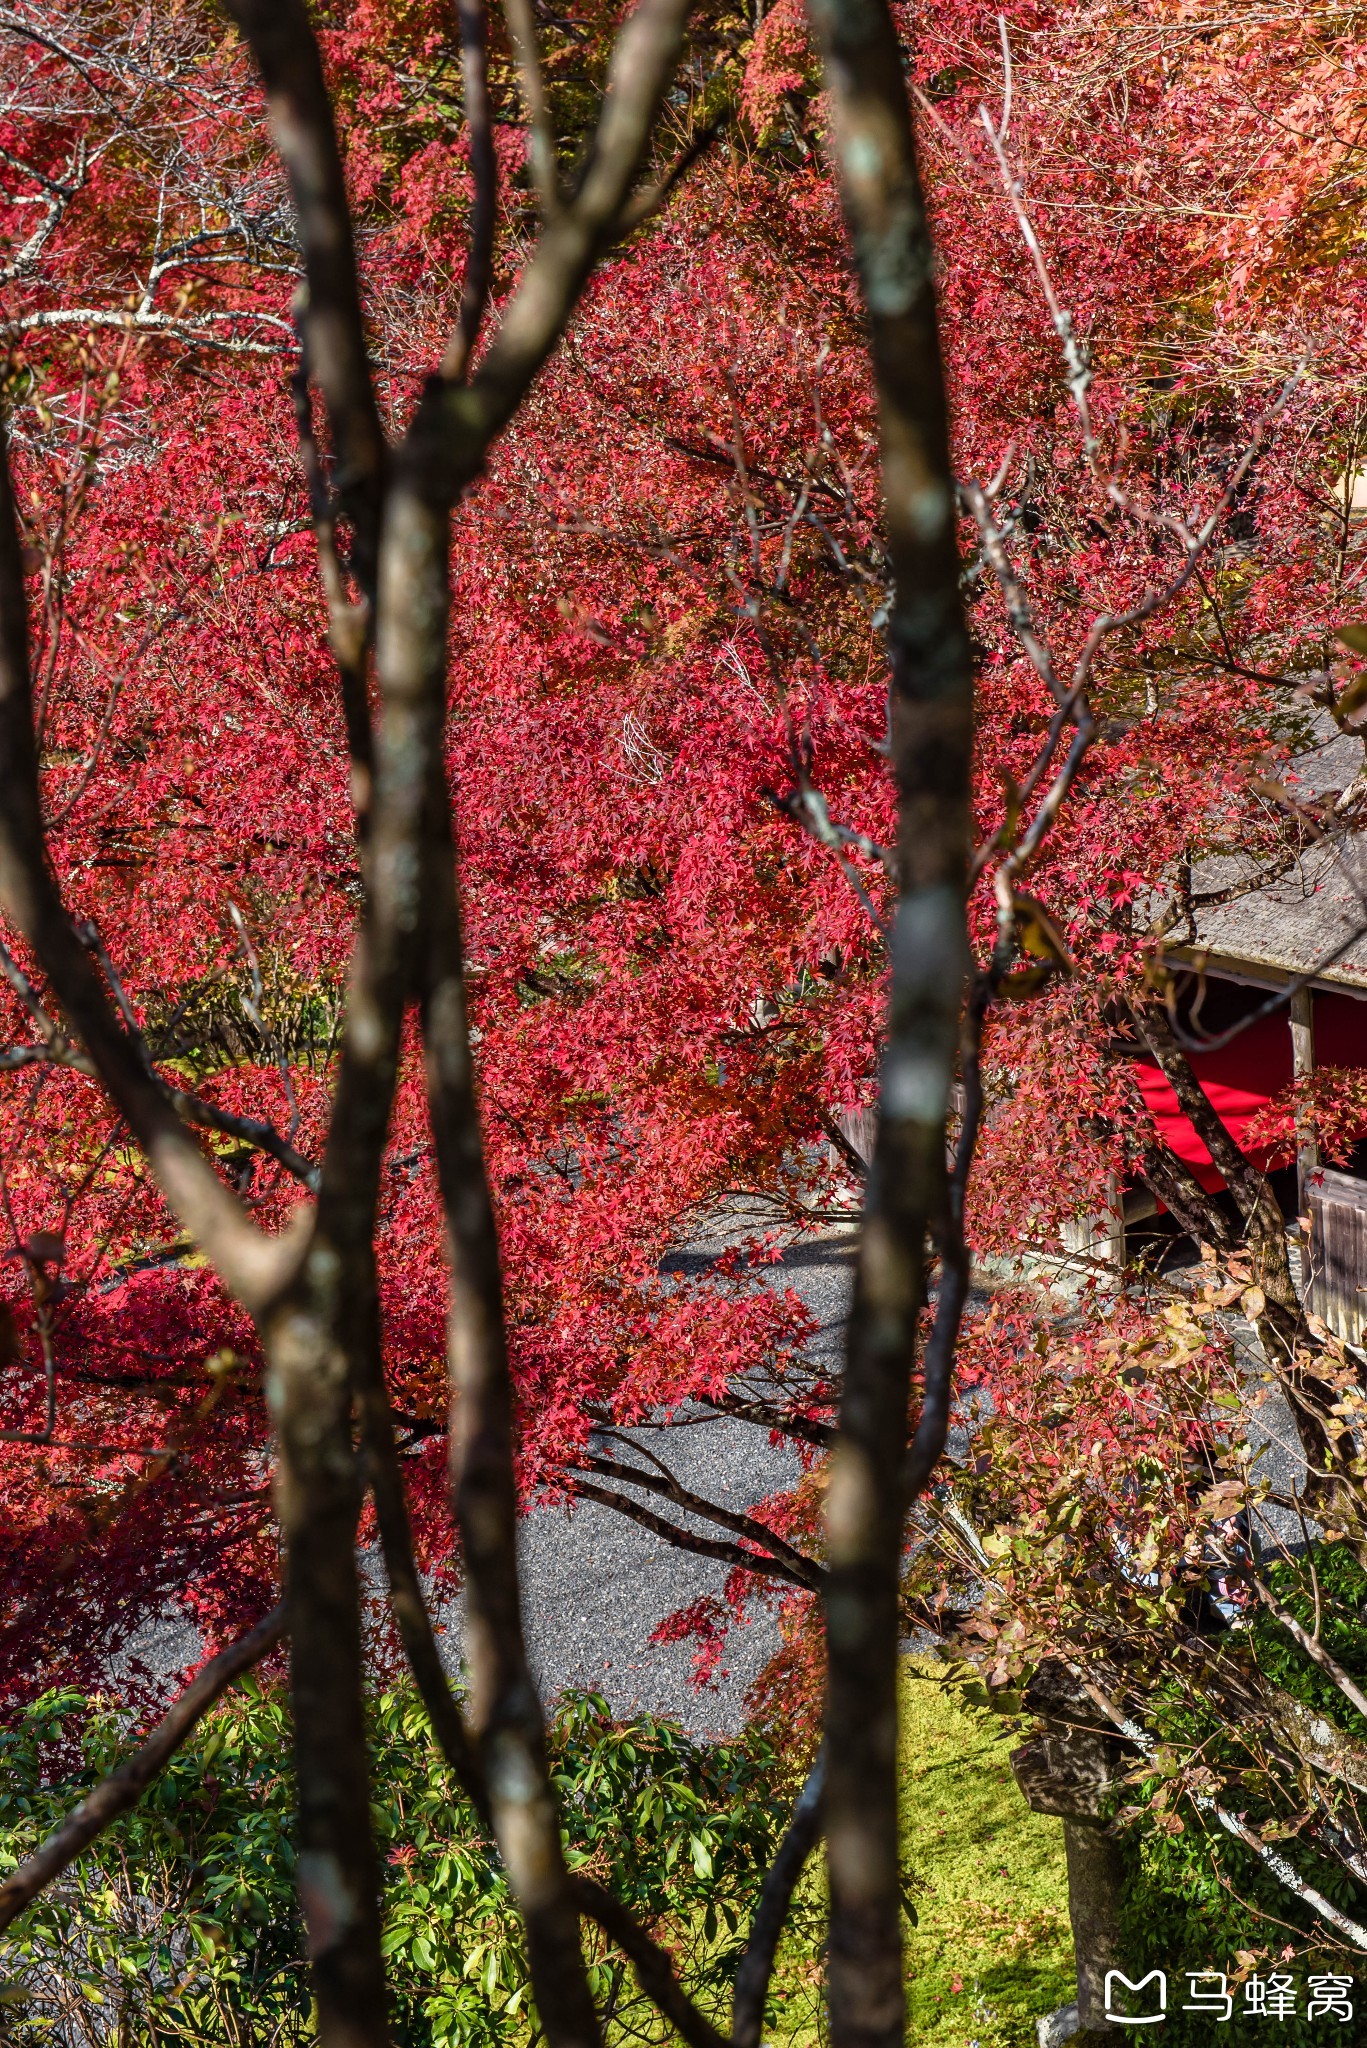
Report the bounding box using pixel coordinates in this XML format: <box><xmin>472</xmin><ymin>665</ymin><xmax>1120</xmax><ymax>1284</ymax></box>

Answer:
<box><xmin>1132</xmin><ymin>991</ymin><xmax>1367</xmax><ymax>1192</ymax></box>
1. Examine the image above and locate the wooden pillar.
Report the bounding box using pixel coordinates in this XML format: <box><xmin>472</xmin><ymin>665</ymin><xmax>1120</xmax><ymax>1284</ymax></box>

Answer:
<box><xmin>1061</xmin><ymin>1173</ymin><xmax>1124</xmax><ymax>1285</ymax></box>
<box><xmin>1290</xmin><ymin>985</ymin><xmax>1317</xmax><ymax>1215</ymax></box>
<box><xmin>1307</xmin><ymin>1168</ymin><xmax>1367</xmax><ymax>1346</ymax></box>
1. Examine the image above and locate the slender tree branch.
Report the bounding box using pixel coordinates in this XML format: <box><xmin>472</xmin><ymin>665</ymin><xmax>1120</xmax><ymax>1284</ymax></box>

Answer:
<box><xmin>1234</xmin><ymin>1560</ymin><xmax>1367</xmax><ymax>1725</ymax></box>
<box><xmin>0</xmin><ymin>1002</ymin><xmax>321</xmax><ymax>1190</ymax></box>
<box><xmin>571</xmin><ymin>1878</ymin><xmax>730</xmax><ymax>2048</ymax></box>
<box><xmin>1076</xmin><ymin>1669</ymin><xmax>1367</xmax><ymax>1952</ymax></box>
<box><xmin>350</xmin><ymin>1265</ymin><xmax>488</xmax><ymax>1813</ymax></box>
<box><xmin>2</xmin><ymin>307</ymin><xmax>288</xmax><ymax>353</ymax></box>
<box><xmin>223</xmin><ymin>0</ymin><xmax>388</xmax><ymax>598</ymax></box>
<box><xmin>441</xmin><ymin>0</ymin><xmax>497</xmax><ymax>383</ymax></box>
<box><xmin>959</xmin><ymin>477</ymin><xmax>1063</xmax><ymax>704</ymax></box>
<box><xmin>289</xmin><ymin>328</ymin><xmax>375</xmax><ymax>839</ymax></box>
<box><xmin>582</xmin><ymin>1450</ymin><xmax>824</xmax><ymax>1587</ymax></box>
<box><xmin>698</xmin><ymin>1389</ymin><xmax>835</xmax><ymax>1449</ymax></box>
<box><xmin>901</xmin><ymin>1020</ymin><xmax>981</xmax><ymax>1503</ymax></box>
<box><xmin>168</xmin><ymin>1089</ymin><xmax>319</xmax><ymax>1191</ymax></box>
<box><xmin>614</xmin><ymin>106</ymin><xmax>732</xmax><ymax>236</ymax></box>
<box><xmin>421</xmin><ymin>824</ymin><xmax>604</xmax><ymax>2048</ymax></box>
<box><xmin>1134</xmin><ymin>1001</ymin><xmax>1296</xmax><ymax>1298</ymax></box>
<box><xmin>732</xmin><ymin>1749</ymin><xmax>826</xmax><ymax>2048</ymax></box>
<box><xmin>0</xmin><ymin>414</ymin><xmax>289</xmax><ymax>1315</ymax></box>
<box><xmin>504</xmin><ymin>0</ymin><xmax>562</xmax><ymax>219</ymax></box>
<box><xmin>573</xmin><ymin>1477</ymin><xmax>818</xmax><ymax>1591</ymax></box>
<box><xmin>424</xmin><ymin>0</ymin><xmax>694</xmax><ymax>498</ymax></box>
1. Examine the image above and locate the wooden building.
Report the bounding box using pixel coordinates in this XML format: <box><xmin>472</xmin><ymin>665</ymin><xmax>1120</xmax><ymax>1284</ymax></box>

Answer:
<box><xmin>1141</xmin><ymin>722</ymin><xmax>1367</xmax><ymax>1342</ymax></box>
<box><xmin>836</xmin><ymin>727</ymin><xmax>1367</xmax><ymax>1336</ymax></box>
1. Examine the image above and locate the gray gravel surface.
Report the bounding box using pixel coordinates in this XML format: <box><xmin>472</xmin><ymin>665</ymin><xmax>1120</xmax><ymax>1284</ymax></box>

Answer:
<box><xmin>115</xmin><ymin>1222</ymin><xmax>1317</xmax><ymax>1731</ymax></box>
<box><xmin>112</xmin><ymin>1227</ymin><xmax>858</xmax><ymax>1727</ymax></box>
<box><xmin>436</xmin><ymin>1226</ymin><xmax>859</xmax><ymax>1737</ymax></box>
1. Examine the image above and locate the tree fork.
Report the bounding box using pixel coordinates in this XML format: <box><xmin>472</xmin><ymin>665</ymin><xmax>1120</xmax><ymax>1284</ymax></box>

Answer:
<box><xmin>1136</xmin><ymin>1138</ymin><xmax>1236</xmax><ymax>1253</ymax></box>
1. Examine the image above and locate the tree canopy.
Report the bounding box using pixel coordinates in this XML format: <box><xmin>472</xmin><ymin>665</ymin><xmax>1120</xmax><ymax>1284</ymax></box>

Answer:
<box><xmin>3</xmin><ymin>0</ymin><xmax>1367</xmax><ymax>2039</ymax></box>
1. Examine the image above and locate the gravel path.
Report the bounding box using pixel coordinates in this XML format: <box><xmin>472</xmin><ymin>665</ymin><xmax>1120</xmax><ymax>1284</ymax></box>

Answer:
<box><xmin>113</xmin><ymin>1227</ymin><xmax>857</xmax><ymax>1727</ymax></box>
<box><xmin>117</xmin><ymin>1220</ymin><xmax>1312</xmax><ymax>1735</ymax></box>
<box><xmin>485</xmin><ymin>1227</ymin><xmax>858</xmax><ymax>1737</ymax></box>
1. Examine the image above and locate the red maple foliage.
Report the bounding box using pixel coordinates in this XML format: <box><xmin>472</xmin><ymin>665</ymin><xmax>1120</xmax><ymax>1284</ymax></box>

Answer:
<box><xmin>2</xmin><ymin>0</ymin><xmax>1365</xmax><ymax>1740</ymax></box>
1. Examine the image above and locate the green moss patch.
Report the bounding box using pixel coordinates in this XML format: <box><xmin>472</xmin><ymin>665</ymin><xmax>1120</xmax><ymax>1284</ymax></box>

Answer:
<box><xmin>766</xmin><ymin>1665</ymin><xmax>1075</xmax><ymax>2047</ymax></box>
<box><xmin>899</xmin><ymin>1665</ymin><xmax>1074</xmax><ymax>2048</ymax></box>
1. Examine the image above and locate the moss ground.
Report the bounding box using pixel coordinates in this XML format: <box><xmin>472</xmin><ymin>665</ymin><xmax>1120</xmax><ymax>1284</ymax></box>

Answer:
<box><xmin>767</xmin><ymin>1664</ymin><xmax>1075</xmax><ymax>2048</ymax></box>
<box><xmin>898</xmin><ymin>1665</ymin><xmax>1074</xmax><ymax>2047</ymax></box>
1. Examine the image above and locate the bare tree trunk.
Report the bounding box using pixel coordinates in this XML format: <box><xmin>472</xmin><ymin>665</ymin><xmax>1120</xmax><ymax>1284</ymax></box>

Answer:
<box><xmin>260</xmin><ymin>1269</ymin><xmax>390</xmax><ymax>2046</ymax></box>
<box><xmin>804</xmin><ymin>6</ymin><xmax>975</xmax><ymax>2046</ymax></box>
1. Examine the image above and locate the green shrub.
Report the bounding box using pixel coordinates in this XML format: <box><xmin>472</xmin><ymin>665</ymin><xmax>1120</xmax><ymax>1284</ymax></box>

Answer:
<box><xmin>1117</xmin><ymin>1542</ymin><xmax>1367</xmax><ymax>2044</ymax></box>
<box><xmin>0</xmin><ymin>1682</ymin><xmax>791</xmax><ymax>2045</ymax></box>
